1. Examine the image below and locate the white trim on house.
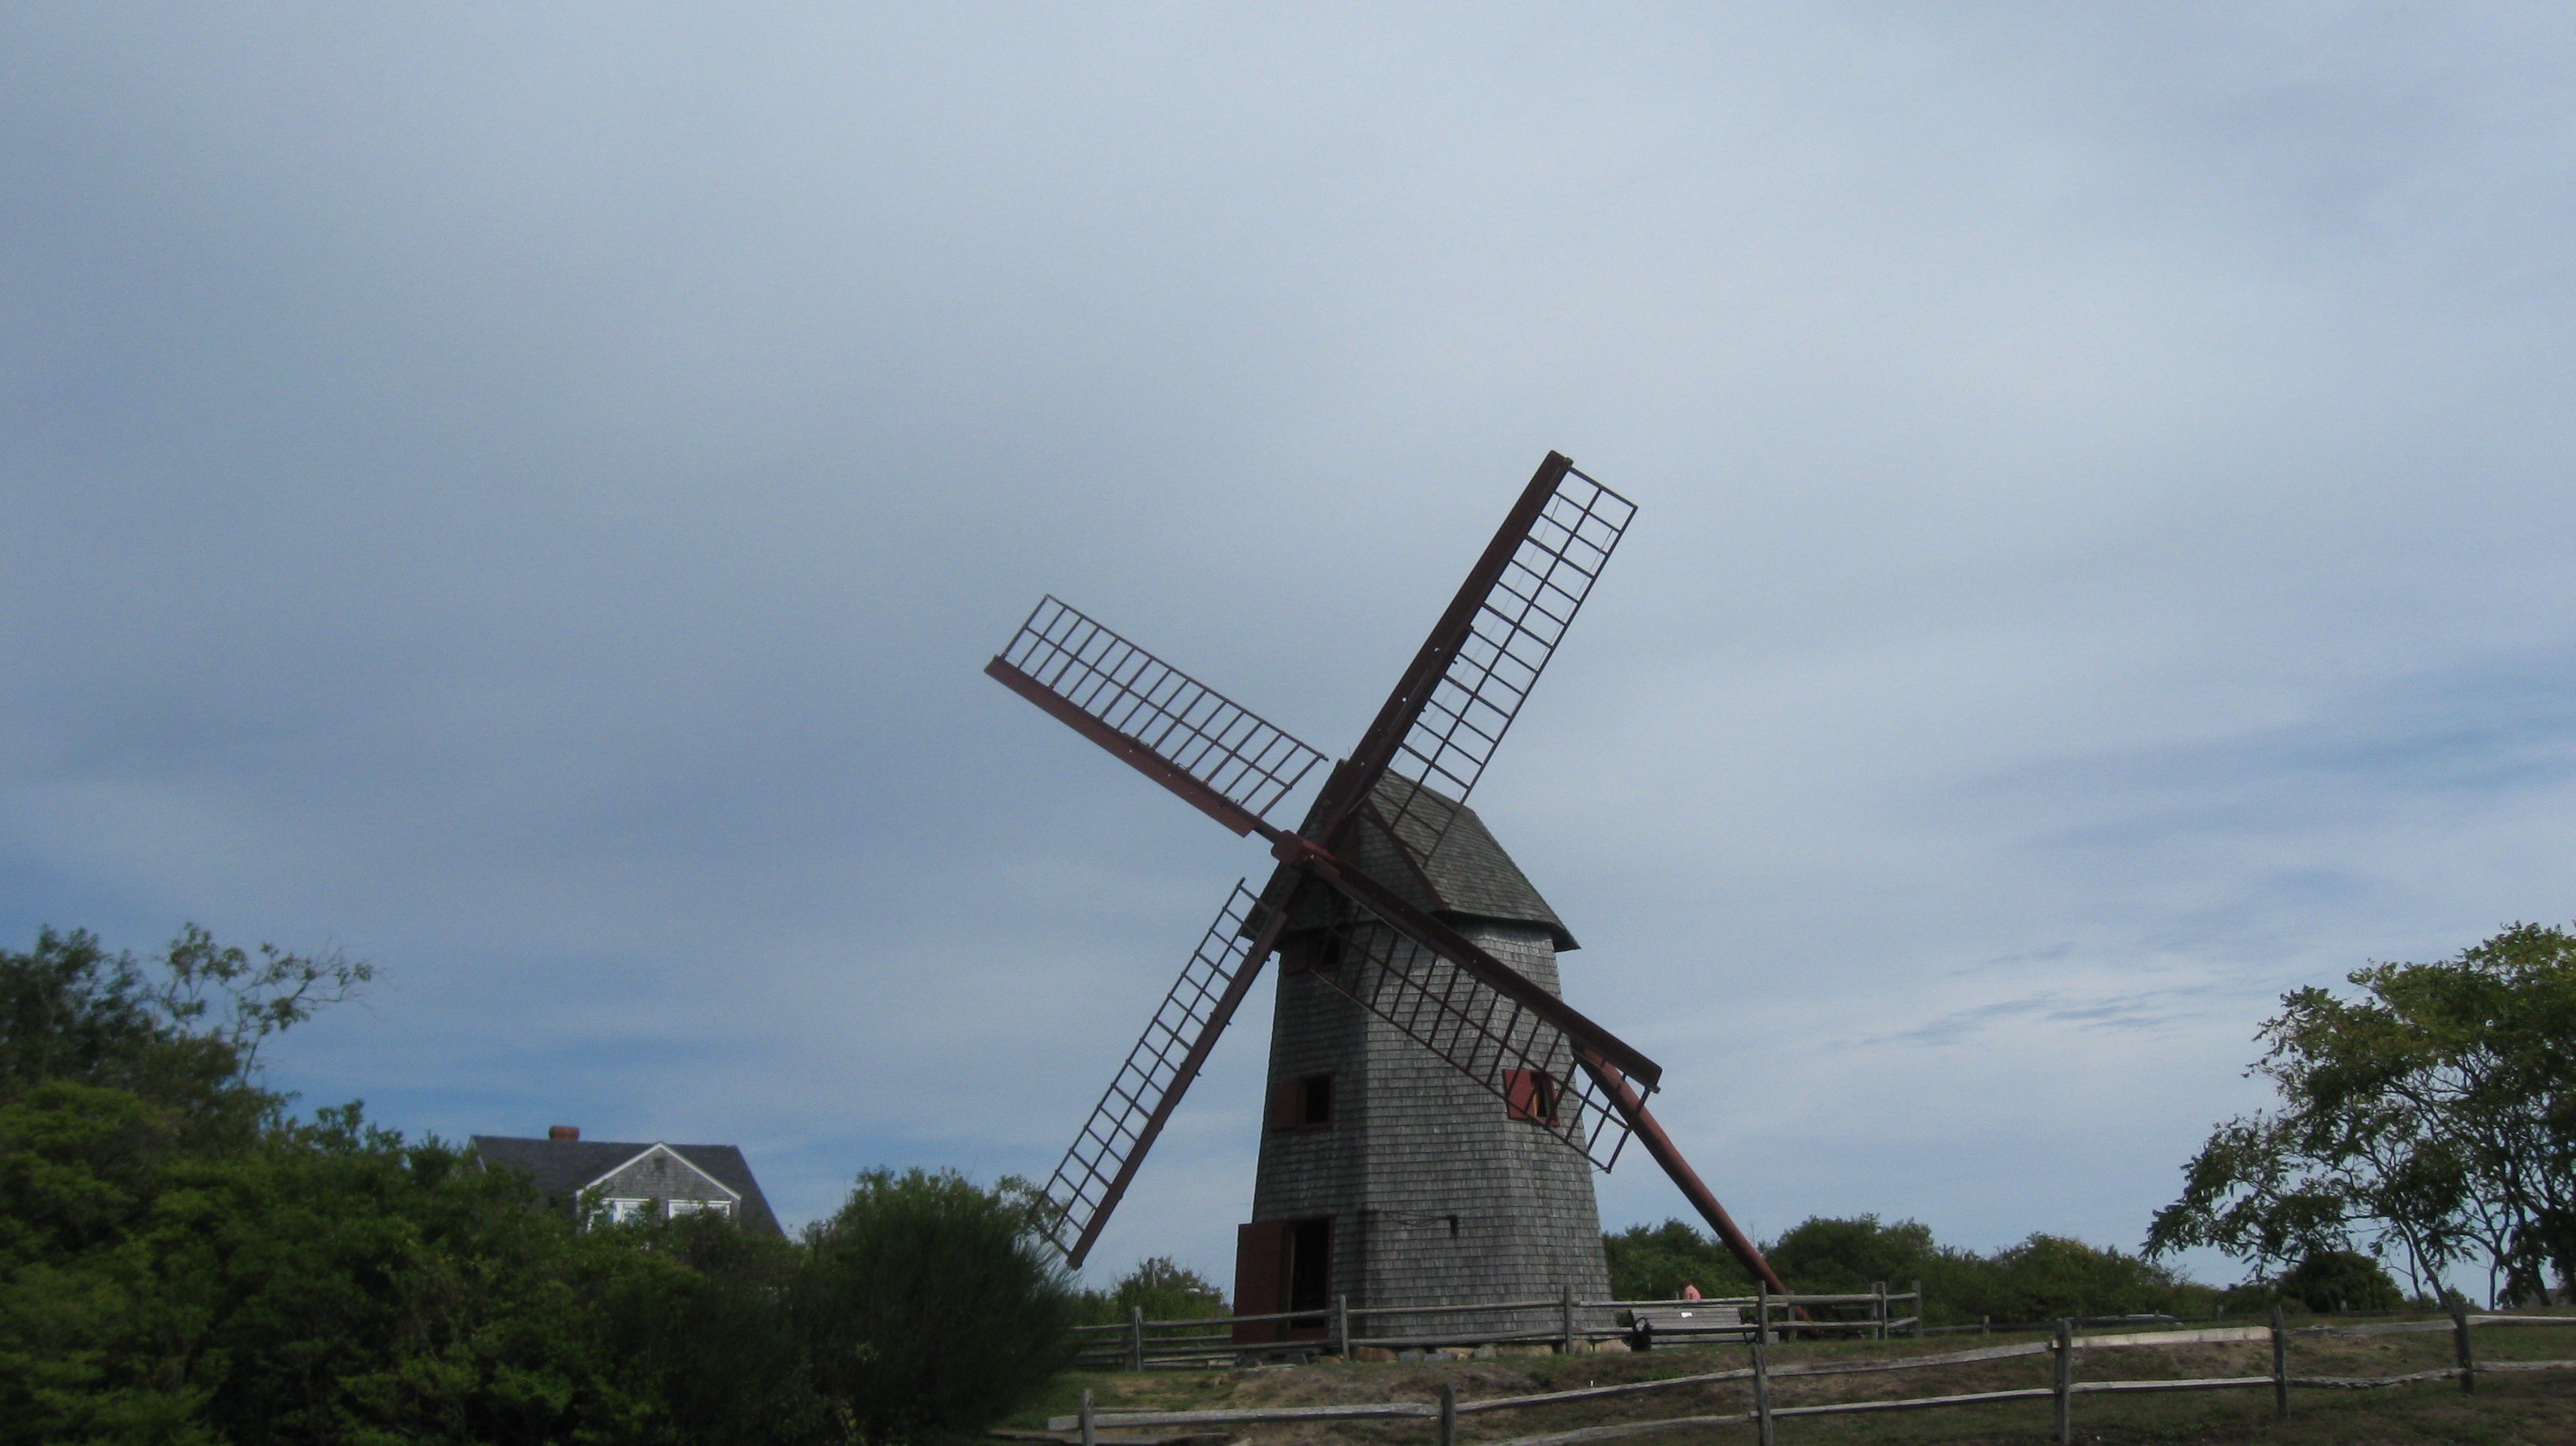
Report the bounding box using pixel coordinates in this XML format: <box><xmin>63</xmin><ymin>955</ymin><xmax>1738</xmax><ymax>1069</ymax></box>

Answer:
<box><xmin>580</xmin><ymin>1143</ymin><xmax>743</xmax><ymax>1203</ymax></box>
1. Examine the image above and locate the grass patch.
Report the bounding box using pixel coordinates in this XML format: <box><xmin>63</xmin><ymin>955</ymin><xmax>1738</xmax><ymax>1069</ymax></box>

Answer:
<box><xmin>1013</xmin><ymin>1313</ymin><xmax>2576</xmax><ymax>1444</ymax></box>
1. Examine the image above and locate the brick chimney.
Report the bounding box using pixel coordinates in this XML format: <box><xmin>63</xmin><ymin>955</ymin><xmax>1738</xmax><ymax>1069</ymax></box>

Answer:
<box><xmin>548</xmin><ymin>1125</ymin><xmax>579</xmax><ymax>1141</ymax></box>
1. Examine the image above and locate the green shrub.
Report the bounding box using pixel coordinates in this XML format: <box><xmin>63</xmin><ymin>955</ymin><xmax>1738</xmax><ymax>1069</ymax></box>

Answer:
<box><xmin>1081</xmin><ymin>1254</ymin><xmax>1230</xmax><ymax>1325</ymax></box>
<box><xmin>1767</xmin><ymin>1216</ymin><xmax>1938</xmax><ymax>1294</ymax></box>
<box><xmin>1607</xmin><ymin>1216</ymin><xmax>2222</xmax><ymax>1325</ymax></box>
<box><xmin>2275</xmin><ymin>1249</ymin><xmax>2407</xmax><ymax>1313</ymax></box>
<box><xmin>796</xmin><ymin>1167</ymin><xmax>1080</xmax><ymax>1444</ymax></box>
<box><xmin>1604</xmin><ymin>1219</ymin><xmax>1754</xmax><ymax>1300</ymax></box>
<box><xmin>600</xmin><ymin>1212</ymin><xmax>827</xmax><ymax>1445</ymax></box>
<box><xmin>1956</xmin><ymin>1233</ymin><xmax>2190</xmax><ymax>1322</ymax></box>
<box><xmin>0</xmin><ymin>1086</ymin><xmax>656</xmax><ymax>1446</ymax></box>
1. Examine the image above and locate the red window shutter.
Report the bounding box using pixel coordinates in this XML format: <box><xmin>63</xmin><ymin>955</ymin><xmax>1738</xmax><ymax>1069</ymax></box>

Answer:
<box><xmin>1505</xmin><ymin>1068</ymin><xmax>1541</xmax><ymax>1121</ymax></box>
<box><xmin>1232</xmin><ymin>1221</ymin><xmax>1287</xmax><ymax>1344</ymax></box>
<box><xmin>1266</xmin><ymin>1079</ymin><xmax>1298</xmax><ymax>1130</ymax></box>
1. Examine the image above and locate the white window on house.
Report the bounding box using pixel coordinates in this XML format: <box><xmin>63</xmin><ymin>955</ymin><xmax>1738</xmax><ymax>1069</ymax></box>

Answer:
<box><xmin>601</xmin><ymin>1197</ymin><xmax>653</xmax><ymax>1224</ymax></box>
<box><xmin>666</xmin><ymin>1197</ymin><xmax>734</xmax><ymax>1220</ymax></box>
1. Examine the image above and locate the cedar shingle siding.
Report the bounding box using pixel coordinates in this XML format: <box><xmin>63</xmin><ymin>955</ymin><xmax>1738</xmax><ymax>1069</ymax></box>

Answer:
<box><xmin>1250</xmin><ymin>780</ymin><xmax>1611</xmax><ymax>1338</ymax></box>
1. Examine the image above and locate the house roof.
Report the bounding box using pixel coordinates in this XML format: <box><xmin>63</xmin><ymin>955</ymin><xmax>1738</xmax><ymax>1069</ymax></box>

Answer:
<box><xmin>468</xmin><ymin>1135</ymin><xmax>785</xmax><ymax>1237</ymax></box>
<box><xmin>1262</xmin><ymin>773</ymin><xmax>1576</xmax><ymax>951</ymax></box>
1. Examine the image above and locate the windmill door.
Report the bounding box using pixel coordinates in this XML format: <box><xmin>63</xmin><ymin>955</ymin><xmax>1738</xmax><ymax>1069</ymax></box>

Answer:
<box><xmin>1231</xmin><ymin>1217</ymin><xmax>1332</xmax><ymax>1344</ymax></box>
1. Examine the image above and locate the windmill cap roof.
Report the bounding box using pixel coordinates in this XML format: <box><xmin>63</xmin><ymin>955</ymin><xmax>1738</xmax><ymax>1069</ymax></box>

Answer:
<box><xmin>1262</xmin><ymin>773</ymin><xmax>1576</xmax><ymax>951</ymax></box>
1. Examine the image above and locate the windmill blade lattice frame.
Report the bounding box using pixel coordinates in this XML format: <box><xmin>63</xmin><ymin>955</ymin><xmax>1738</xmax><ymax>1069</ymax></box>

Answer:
<box><xmin>1309</xmin><ymin>455</ymin><xmax>1635</xmax><ymax>870</ymax></box>
<box><xmin>1035</xmin><ymin>882</ymin><xmax>1281</xmax><ymax>1266</ymax></box>
<box><xmin>987</xmin><ymin>597</ymin><xmax>1327</xmax><ymax>837</ymax></box>
<box><xmin>1372</xmin><ymin>463</ymin><xmax>1634</xmax><ymax>869</ymax></box>
<box><xmin>1302</xmin><ymin>906</ymin><xmax>1634</xmax><ymax>1171</ymax></box>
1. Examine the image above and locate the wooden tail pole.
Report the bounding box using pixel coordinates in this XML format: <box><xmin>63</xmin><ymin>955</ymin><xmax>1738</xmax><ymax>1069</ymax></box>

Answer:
<box><xmin>1580</xmin><ymin>1050</ymin><xmax>1799</xmax><ymax>1312</ymax></box>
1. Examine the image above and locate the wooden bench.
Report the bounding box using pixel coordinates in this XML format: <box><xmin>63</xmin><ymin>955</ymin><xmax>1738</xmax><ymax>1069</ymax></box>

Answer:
<box><xmin>1629</xmin><ymin>1306</ymin><xmax>1751</xmax><ymax>1349</ymax></box>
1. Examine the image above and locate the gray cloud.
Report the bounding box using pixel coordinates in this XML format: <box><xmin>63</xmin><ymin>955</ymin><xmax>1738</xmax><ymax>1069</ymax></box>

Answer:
<box><xmin>7</xmin><ymin>4</ymin><xmax>2576</xmax><ymax>1285</ymax></box>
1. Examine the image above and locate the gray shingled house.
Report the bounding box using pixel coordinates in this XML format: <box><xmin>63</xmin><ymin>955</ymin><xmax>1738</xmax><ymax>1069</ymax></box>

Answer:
<box><xmin>1237</xmin><ymin>776</ymin><xmax>1611</xmax><ymax>1342</ymax></box>
<box><xmin>470</xmin><ymin>1128</ymin><xmax>784</xmax><ymax>1237</ymax></box>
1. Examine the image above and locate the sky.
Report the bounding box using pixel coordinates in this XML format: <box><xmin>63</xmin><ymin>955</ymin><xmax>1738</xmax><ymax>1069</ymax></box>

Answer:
<box><xmin>7</xmin><ymin>4</ymin><xmax>2576</xmax><ymax>1295</ymax></box>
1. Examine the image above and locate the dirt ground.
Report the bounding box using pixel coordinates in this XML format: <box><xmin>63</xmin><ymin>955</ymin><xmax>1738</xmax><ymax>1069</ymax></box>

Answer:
<box><xmin>1004</xmin><ymin>1317</ymin><xmax>2576</xmax><ymax>1445</ymax></box>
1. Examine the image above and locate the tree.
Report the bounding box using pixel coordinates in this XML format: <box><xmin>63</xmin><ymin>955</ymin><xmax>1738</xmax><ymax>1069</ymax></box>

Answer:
<box><xmin>2276</xmin><ymin>1249</ymin><xmax>2405</xmax><ymax>1313</ymax></box>
<box><xmin>1603</xmin><ymin>1216</ymin><xmax>2206</xmax><ymax>1324</ymax></box>
<box><xmin>1765</xmin><ymin>1216</ymin><xmax>1936</xmax><ymax>1295</ymax></box>
<box><xmin>1958</xmin><ymin>1234</ymin><xmax>2188</xmax><ymax>1323</ymax></box>
<box><xmin>4</xmin><ymin>930</ymin><xmax>1093</xmax><ymax>1444</ymax></box>
<box><xmin>1095</xmin><ymin>1256</ymin><xmax>1229</xmax><ymax>1321</ymax></box>
<box><xmin>1604</xmin><ymin>1219</ymin><xmax>1753</xmax><ymax>1301</ymax></box>
<box><xmin>2147</xmin><ymin>923</ymin><xmax>2576</xmax><ymax>1306</ymax></box>
<box><xmin>0</xmin><ymin>924</ymin><xmax>369</xmax><ymax>1144</ymax></box>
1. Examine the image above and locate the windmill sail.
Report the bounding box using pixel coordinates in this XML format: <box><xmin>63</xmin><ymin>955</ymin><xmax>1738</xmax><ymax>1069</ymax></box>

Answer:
<box><xmin>1267</xmin><ymin>773</ymin><xmax>1665</xmax><ymax>1089</ymax></box>
<box><xmin>1301</xmin><ymin>906</ymin><xmax>1635</xmax><ymax>1171</ymax></box>
<box><xmin>987</xmin><ymin>598</ymin><xmax>1326</xmax><ymax>837</ymax></box>
<box><xmin>1034</xmin><ymin>882</ymin><xmax>1287</xmax><ymax>1266</ymax></box>
<box><xmin>1314</xmin><ymin>455</ymin><xmax>1636</xmax><ymax>871</ymax></box>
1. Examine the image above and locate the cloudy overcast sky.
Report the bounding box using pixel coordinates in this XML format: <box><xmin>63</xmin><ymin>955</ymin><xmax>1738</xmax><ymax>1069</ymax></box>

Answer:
<box><xmin>8</xmin><ymin>4</ymin><xmax>2574</xmax><ymax>1290</ymax></box>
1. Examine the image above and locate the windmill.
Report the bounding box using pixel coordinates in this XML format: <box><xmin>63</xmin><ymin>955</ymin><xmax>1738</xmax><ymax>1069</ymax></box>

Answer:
<box><xmin>987</xmin><ymin>452</ymin><xmax>1786</xmax><ymax>1338</ymax></box>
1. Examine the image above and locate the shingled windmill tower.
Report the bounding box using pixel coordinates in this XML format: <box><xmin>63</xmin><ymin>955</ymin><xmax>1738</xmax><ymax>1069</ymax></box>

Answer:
<box><xmin>1249</xmin><ymin>778</ymin><xmax>1604</xmax><ymax>1339</ymax></box>
<box><xmin>986</xmin><ymin>453</ymin><xmax>1790</xmax><ymax>1340</ymax></box>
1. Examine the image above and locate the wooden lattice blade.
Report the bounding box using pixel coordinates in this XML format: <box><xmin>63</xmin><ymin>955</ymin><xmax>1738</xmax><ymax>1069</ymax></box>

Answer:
<box><xmin>989</xmin><ymin>596</ymin><xmax>1325</xmax><ymax>838</ymax></box>
<box><xmin>1312</xmin><ymin>453</ymin><xmax>1635</xmax><ymax>870</ymax></box>
<box><xmin>1035</xmin><ymin>883</ymin><xmax>1286</xmax><ymax>1265</ymax></box>
<box><xmin>1301</xmin><ymin>907</ymin><xmax>1634</xmax><ymax>1171</ymax></box>
<box><xmin>1277</xmin><ymin>834</ymin><xmax>1662</xmax><ymax>1089</ymax></box>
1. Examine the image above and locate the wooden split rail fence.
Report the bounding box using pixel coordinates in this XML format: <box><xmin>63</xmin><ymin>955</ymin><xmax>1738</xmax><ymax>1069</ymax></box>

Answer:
<box><xmin>1071</xmin><ymin>1283</ymin><xmax>1923</xmax><ymax>1371</ymax></box>
<box><xmin>1050</xmin><ymin>1302</ymin><xmax>2576</xmax><ymax>1446</ymax></box>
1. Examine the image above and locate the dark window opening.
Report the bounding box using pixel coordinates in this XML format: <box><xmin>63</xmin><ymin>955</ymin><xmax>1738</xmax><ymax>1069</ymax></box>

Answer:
<box><xmin>1297</xmin><ymin>1073</ymin><xmax>1333</xmax><ymax>1126</ymax></box>
<box><xmin>1281</xmin><ymin>934</ymin><xmax>1346</xmax><ymax>976</ymax></box>
<box><xmin>1505</xmin><ymin>1069</ymin><xmax>1560</xmax><ymax>1126</ymax></box>
<box><xmin>1268</xmin><ymin>1072</ymin><xmax>1335</xmax><ymax>1130</ymax></box>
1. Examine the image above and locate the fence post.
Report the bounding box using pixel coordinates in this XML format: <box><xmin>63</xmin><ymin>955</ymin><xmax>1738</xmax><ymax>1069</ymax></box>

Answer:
<box><xmin>1561</xmin><ymin>1283</ymin><xmax>1575</xmax><ymax>1356</ymax></box>
<box><xmin>1129</xmin><ymin>1306</ymin><xmax>1144</xmax><ymax>1373</ymax></box>
<box><xmin>2451</xmin><ymin>1294</ymin><xmax>2476</xmax><ymax>1394</ymax></box>
<box><xmin>2052</xmin><ymin>1318</ymin><xmax>2073</xmax><ymax>1446</ymax></box>
<box><xmin>2269</xmin><ymin>1302</ymin><xmax>2288</xmax><ymax>1418</ymax></box>
<box><xmin>1079</xmin><ymin>1388</ymin><xmax>1097</xmax><ymax>1446</ymax></box>
<box><xmin>1334</xmin><ymin>1294</ymin><xmax>1349</xmax><ymax>1360</ymax></box>
<box><xmin>1752</xmin><ymin>1290</ymin><xmax>1774</xmax><ymax>1446</ymax></box>
<box><xmin>1874</xmin><ymin>1280</ymin><xmax>1887</xmax><ymax>1340</ymax></box>
<box><xmin>1911</xmin><ymin>1279</ymin><xmax>1923</xmax><ymax>1336</ymax></box>
<box><xmin>1438</xmin><ymin>1382</ymin><xmax>1458</xmax><ymax>1446</ymax></box>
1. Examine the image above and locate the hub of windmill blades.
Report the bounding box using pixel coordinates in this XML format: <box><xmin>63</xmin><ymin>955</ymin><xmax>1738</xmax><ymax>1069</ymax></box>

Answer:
<box><xmin>984</xmin><ymin>451</ymin><xmax>1793</xmax><ymax>1299</ymax></box>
